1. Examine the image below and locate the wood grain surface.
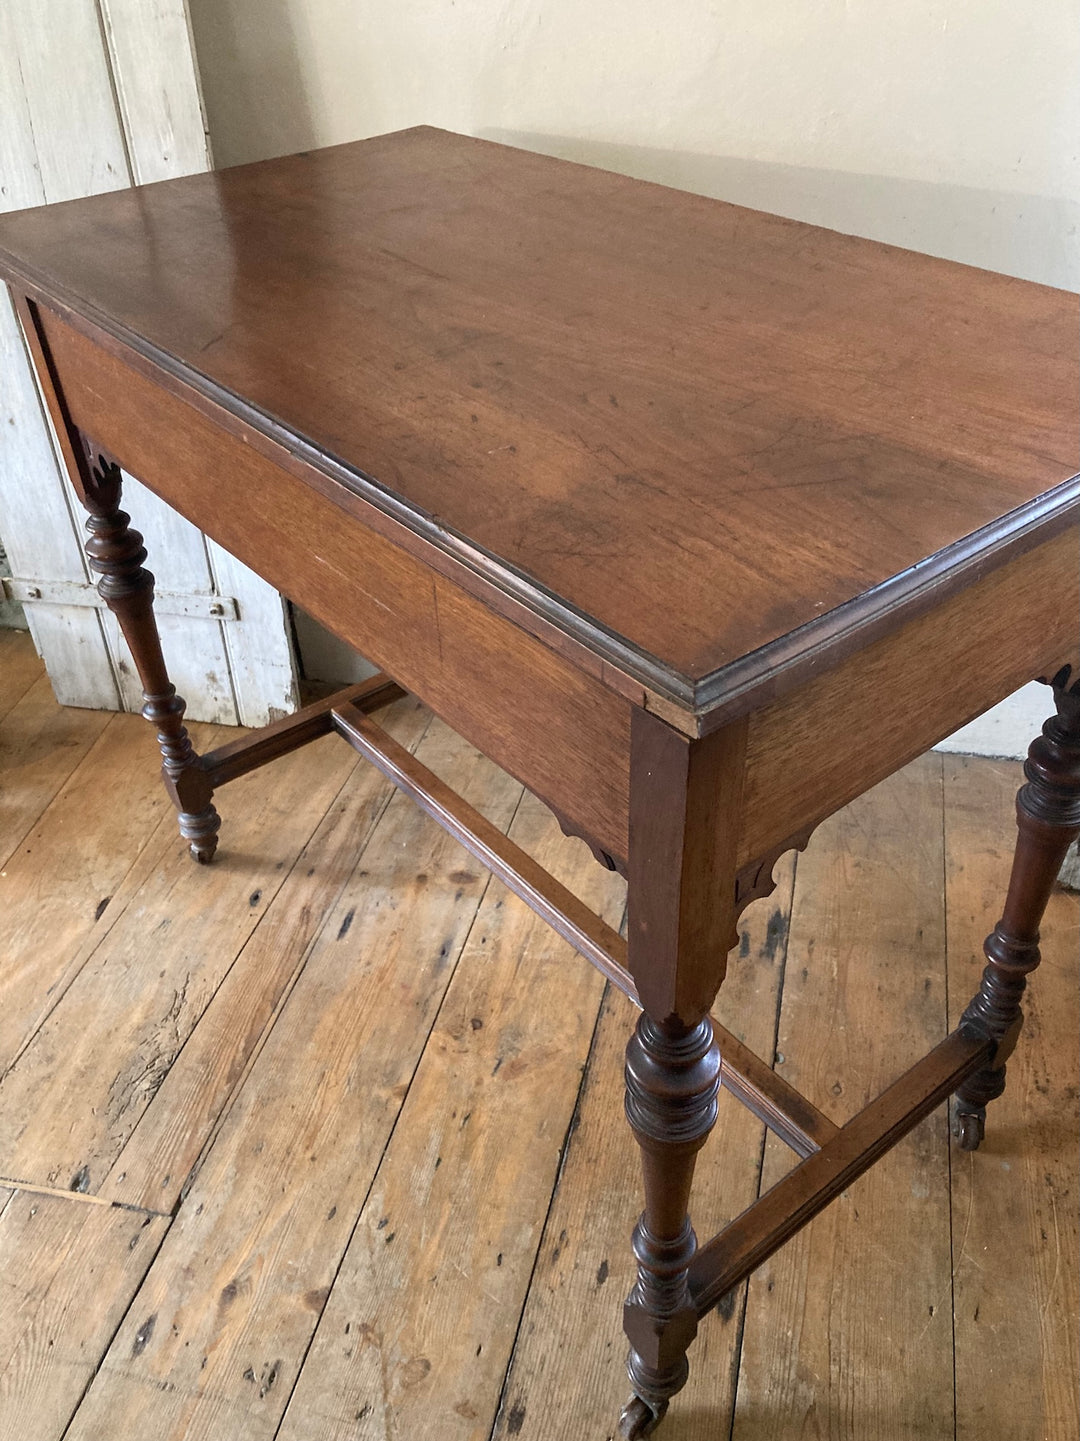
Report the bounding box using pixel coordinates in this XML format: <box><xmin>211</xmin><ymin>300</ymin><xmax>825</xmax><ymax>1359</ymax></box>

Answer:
<box><xmin>98</xmin><ymin>697</ymin><xmax>433</xmax><ymax>1213</ymax></box>
<box><xmin>62</xmin><ymin>722</ymin><xmax>524</xmax><ymax>1441</ymax></box>
<box><xmin>275</xmin><ymin>792</ymin><xmax>624</xmax><ymax>1441</ymax></box>
<box><xmin>33</xmin><ymin>304</ymin><xmax>635</xmax><ymax>845</ymax></box>
<box><xmin>738</xmin><ymin>526</ymin><xmax>1080</xmax><ymax>866</ymax></box>
<box><xmin>492</xmin><ymin>855</ymin><xmax>798</xmax><ymax>1441</ymax></box>
<box><xmin>734</xmin><ymin>756</ymin><xmax>955</xmax><ymax>1439</ymax></box>
<box><xmin>0</xmin><ymin>676</ymin><xmax>112</xmax><ymax>868</ymax></box>
<box><xmin>2</xmin><ymin>127</ymin><xmax>1076</xmax><ymax>710</ymax></box>
<box><xmin>1</xmin><ymin>634</ymin><xmax>1076</xmax><ymax>1440</ymax></box>
<box><xmin>0</xmin><ymin>711</ymin><xmax>183</xmax><ymax>1071</ymax></box>
<box><xmin>0</xmin><ymin>1188</ymin><xmax>169</xmax><ymax>1441</ymax></box>
<box><xmin>0</xmin><ymin>629</ymin><xmax>42</xmax><ymax>720</ymax></box>
<box><xmin>0</xmin><ymin>727</ymin><xmax>364</xmax><ymax>1195</ymax></box>
<box><xmin>944</xmin><ymin>754</ymin><xmax>1080</xmax><ymax>1441</ymax></box>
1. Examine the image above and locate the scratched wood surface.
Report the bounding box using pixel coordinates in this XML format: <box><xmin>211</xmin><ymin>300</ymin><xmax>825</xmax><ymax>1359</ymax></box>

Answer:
<box><xmin>0</xmin><ymin>628</ymin><xmax>42</xmax><ymax>719</ymax></box>
<box><xmin>0</xmin><ymin>629</ymin><xmax>1076</xmax><ymax>1441</ymax></box>
<box><xmin>943</xmin><ymin>754</ymin><xmax>1080</xmax><ymax>1441</ymax></box>
<box><xmin>1</xmin><ymin>129</ymin><xmax>1076</xmax><ymax>693</ymax></box>
<box><xmin>0</xmin><ymin>1188</ymin><xmax>170</xmax><ymax>1441</ymax></box>
<box><xmin>733</xmin><ymin>755</ymin><xmax>955</xmax><ymax>1440</ymax></box>
<box><xmin>0</xmin><ymin>674</ymin><xmax>111</xmax><ymax>868</ymax></box>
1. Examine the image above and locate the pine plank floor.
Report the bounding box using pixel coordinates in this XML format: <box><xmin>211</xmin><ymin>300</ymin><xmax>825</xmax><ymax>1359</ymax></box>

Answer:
<box><xmin>1</xmin><ymin>629</ymin><xmax>1076</xmax><ymax>1441</ymax></box>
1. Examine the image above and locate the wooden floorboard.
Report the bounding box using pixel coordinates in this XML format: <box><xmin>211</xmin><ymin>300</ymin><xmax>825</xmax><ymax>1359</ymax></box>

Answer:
<box><xmin>491</xmin><ymin>854</ymin><xmax>797</xmax><ymax>1441</ymax></box>
<box><xmin>944</xmin><ymin>754</ymin><xmax>1080</xmax><ymax>1441</ymax></box>
<box><xmin>0</xmin><ymin>719</ymin><xmax>366</xmax><ymax>1198</ymax></box>
<box><xmin>0</xmin><ymin>710</ymin><xmax>217</xmax><ymax>1074</ymax></box>
<box><xmin>733</xmin><ymin>755</ymin><xmax>956</xmax><ymax>1441</ymax></box>
<box><xmin>0</xmin><ymin>630</ymin><xmax>44</xmax><ymax>722</ymax></box>
<box><xmin>275</xmin><ymin>791</ymin><xmax>624</xmax><ymax>1441</ymax></box>
<box><xmin>99</xmin><ymin>696</ymin><xmax>434</xmax><ymax>1214</ymax></box>
<box><xmin>0</xmin><ymin>1187</ymin><xmax>169</xmax><ymax>1441</ymax></box>
<box><xmin>0</xmin><ymin>642</ymin><xmax>1076</xmax><ymax>1441</ymax></box>
<box><xmin>0</xmin><ymin>674</ymin><xmax>112</xmax><ymax>870</ymax></box>
<box><xmin>62</xmin><ymin>721</ymin><xmax>525</xmax><ymax>1441</ymax></box>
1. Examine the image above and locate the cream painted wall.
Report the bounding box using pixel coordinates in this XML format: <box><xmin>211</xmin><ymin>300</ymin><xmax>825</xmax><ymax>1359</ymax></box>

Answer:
<box><xmin>186</xmin><ymin>0</ymin><xmax>1079</xmax><ymax>752</ymax></box>
<box><xmin>189</xmin><ymin>0</ymin><xmax>1079</xmax><ymax>284</ymax></box>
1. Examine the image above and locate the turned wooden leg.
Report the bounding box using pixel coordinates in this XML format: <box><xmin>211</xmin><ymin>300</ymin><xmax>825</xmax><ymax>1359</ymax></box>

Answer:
<box><xmin>619</xmin><ymin>1013</ymin><xmax>721</xmax><ymax>1438</ymax></box>
<box><xmin>80</xmin><ymin>448</ymin><xmax>220</xmax><ymax>862</ymax></box>
<box><xmin>953</xmin><ymin>674</ymin><xmax>1080</xmax><ymax>1150</ymax></box>
<box><xmin>616</xmin><ymin>707</ymin><xmax>745</xmax><ymax>1436</ymax></box>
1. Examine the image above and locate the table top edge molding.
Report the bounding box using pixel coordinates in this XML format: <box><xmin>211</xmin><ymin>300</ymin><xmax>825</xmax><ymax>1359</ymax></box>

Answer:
<box><xmin>5</xmin><ymin>254</ymin><xmax>1078</xmax><ymax>737</ymax></box>
<box><xmin>690</xmin><ymin>479</ymin><xmax>1080</xmax><ymax>731</ymax></box>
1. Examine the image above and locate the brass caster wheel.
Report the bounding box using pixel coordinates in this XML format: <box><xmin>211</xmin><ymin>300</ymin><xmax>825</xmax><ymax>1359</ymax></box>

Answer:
<box><xmin>953</xmin><ymin>1106</ymin><xmax>985</xmax><ymax>1152</ymax></box>
<box><xmin>618</xmin><ymin>1394</ymin><xmax>668</xmax><ymax>1439</ymax></box>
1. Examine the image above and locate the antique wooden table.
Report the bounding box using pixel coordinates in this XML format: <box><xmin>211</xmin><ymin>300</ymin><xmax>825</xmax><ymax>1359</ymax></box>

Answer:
<box><xmin>1</xmin><ymin>128</ymin><xmax>1078</xmax><ymax>1436</ymax></box>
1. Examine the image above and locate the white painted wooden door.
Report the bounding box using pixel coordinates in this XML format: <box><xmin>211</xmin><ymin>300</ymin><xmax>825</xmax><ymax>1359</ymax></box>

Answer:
<box><xmin>0</xmin><ymin>0</ymin><xmax>298</xmax><ymax>725</ymax></box>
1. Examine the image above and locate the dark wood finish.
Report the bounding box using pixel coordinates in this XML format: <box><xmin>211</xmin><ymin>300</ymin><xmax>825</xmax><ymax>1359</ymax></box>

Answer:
<box><xmin>25</xmin><ymin>300</ymin><xmax>634</xmax><ymax>855</ymax></box>
<box><xmin>17</xmin><ymin>298</ymin><xmax>1080</xmax><ymax>873</ymax></box>
<box><xmin>953</xmin><ymin>669</ymin><xmax>1080</xmax><ymax>1149</ymax></box>
<box><xmin>689</xmin><ymin>1025</ymin><xmax>994</xmax><ymax>1320</ymax></box>
<box><xmin>716</xmin><ymin>1027</ymin><xmax>839</xmax><ymax>1159</ymax></box>
<box><xmin>261</xmin><ymin>699</ymin><xmax>852</xmax><ymax>1173</ymax></box>
<box><xmin>620</xmin><ymin>1014</ymin><xmax>721</xmax><ymax>1436</ymax></box>
<box><xmin>12</xmin><ymin>288</ymin><xmax>213</xmax><ymax>861</ymax></box>
<box><xmin>733</xmin><ymin>828</ymin><xmax>813</xmax><ymax>922</ymax></box>
<box><xmin>2</xmin><ymin>129</ymin><xmax>1077</xmax><ymax>1438</ymax></box>
<box><xmin>261</xmin><ymin>696</ymin><xmax>851</xmax><ymax>1171</ymax></box>
<box><xmin>1</xmin><ymin>129</ymin><xmax>1076</xmax><ymax>730</ymax></box>
<box><xmin>328</xmin><ymin>699</ymin><xmax>633</xmax><ymax>995</ymax></box>
<box><xmin>627</xmin><ymin>708</ymin><xmax>747</xmax><ymax>1026</ymax></box>
<box><xmin>199</xmin><ymin>675</ymin><xmax>404</xmax><ymax>788</ymax></box>
<box><xmin>80</xmin><ymin>448</ymin><xmax>220</xmax><ymax>862</ymax></box>
<box><xmin>738</xmin><ymin>525</ymin><xmax>1080</xmax><ymax>869</ymax></box>
<box><xmin>333</xmin><ymin>695</ymin><xmax>836</xmax><ymax>1178</ymax></box>
<box><xmin>617</xmin><ymin>711</ymin><xmax>742</xmax><ymax>1433</ymax></box>
<box><xmin>549</xmin><ymin>803</ymin><xmax>624</xmax><ymax>874</ymax></box>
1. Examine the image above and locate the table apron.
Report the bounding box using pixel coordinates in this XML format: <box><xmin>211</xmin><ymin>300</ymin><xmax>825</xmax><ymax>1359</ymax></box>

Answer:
<box><xmin>741</xmin><ymin>523</ymin><xmax>1079</xmax><ymax>866</ymax></box>
<box><xmin>29</xmin><ymin>300</ymin><xmax>1080</xmax><ymax>886</ymax></box>
<box><xmin>32</xmin><ymin>301</ymin><xmax>634</xmax><ymax>863</ymax></box>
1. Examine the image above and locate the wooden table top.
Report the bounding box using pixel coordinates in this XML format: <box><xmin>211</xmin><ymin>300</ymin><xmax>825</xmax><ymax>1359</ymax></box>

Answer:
<box><xmin>2</xmin><ymin>127</ymin><xmax>1077</xmax><ymax>718</ymax></box>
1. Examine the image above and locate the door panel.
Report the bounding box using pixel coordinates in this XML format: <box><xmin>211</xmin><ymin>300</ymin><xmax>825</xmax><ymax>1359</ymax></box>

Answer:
<box><xmin>0</xmin><ymin>0</ymin><xmax>298</xmax><ymax>725</ymax></box>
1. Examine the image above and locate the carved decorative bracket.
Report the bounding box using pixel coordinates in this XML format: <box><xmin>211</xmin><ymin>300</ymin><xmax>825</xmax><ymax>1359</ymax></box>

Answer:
<box><xmin>551</xmin><ymin>806</ymin><xmax>816</xmax><ymax>958</ymax></box>
<box><xmin>729</xmin><ymin>828</ymin><xmax>814</xmax><ymax>950</ymax></box>
<box><xmin>1039</xmin><ymin>662</ymin><xmax>1080</xmax><ymax>699</ymax></box>
<box><xmin>550</xmin><ymin>805</ymin><xmax>626</xmax><ymax>874</ymax></box>
<box><xmin>80</xmin><ymin>442</ymin><xmax>125</xmax><ymax>520</ymax></box>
